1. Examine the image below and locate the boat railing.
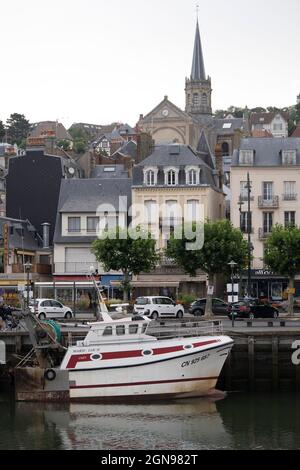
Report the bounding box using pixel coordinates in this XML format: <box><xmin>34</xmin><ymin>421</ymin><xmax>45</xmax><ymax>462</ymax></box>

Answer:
<box><xmin>148</xmin><ymin>320</ymin><xmax>223</xmax><ymax>340</ymax></box>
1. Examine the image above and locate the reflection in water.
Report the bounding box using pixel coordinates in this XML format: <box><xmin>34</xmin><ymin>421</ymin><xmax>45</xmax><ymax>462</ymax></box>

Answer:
<box><xmin>1</xmin><ymin>391</ymin><xmax>300</xmax><ymax>449</ymax></box>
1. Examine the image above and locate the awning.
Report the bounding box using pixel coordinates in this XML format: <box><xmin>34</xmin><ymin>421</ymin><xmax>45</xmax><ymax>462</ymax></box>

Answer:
<box><xmin>101</xmin><ymin>275</ymin><xmax>124</xmax><ymax>288</ymax></box>
<box><xmin>16</xmin><ymin>250</ymin><xmax>35</xmax><ymax>256</ymax></box>
<box><xmin>131</xmin><ymin>281</ymin><xmax>180</xmax><ymax>288</ymax></box>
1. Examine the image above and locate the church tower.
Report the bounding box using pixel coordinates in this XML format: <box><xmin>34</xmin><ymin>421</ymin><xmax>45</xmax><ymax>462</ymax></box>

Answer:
<box><xmin>185</xmin><ymin>19</ymin><xmax>212</xmax><ymax>117</ymax></box>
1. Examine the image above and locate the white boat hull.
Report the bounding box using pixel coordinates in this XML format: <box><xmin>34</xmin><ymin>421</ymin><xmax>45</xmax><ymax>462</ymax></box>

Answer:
<box><xmin>64</xmin><ymin>336</ymin><xmax>233</xmax><ymax>401</ymax></box>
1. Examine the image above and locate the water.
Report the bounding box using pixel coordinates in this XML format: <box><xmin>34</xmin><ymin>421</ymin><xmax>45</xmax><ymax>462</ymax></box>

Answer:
<box><xmin>0</xmin><ymin>390</ymin><xmax>300</xmax><ymax>450</ymax></box>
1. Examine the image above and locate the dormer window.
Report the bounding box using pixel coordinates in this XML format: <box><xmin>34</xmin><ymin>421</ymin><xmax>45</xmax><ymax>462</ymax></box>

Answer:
<box><xmin>282</xmin><ymin>150</ymin><xmax>296</xmax><ymax>166</ymax></box>
<box><xmin>185</xmin><ymin>166</ymin><xmax>200</xmax><ymax>185</ymax></box>
<box><xmin>239</xmin><ymin>150</ymin><xmax>254</xmax><ymax>166</ymax></box>
<box><xmin>164</xmin><ymin>167</ymin><xmax>179</xmax><ymax>186</ymax></box>
<box><xmin>143</xmin><ymin>167</ymin><xmax>158</xmax><ymax>186</ymax></box>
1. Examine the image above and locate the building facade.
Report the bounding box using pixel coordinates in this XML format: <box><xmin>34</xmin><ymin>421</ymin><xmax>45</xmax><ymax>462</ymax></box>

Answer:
<box><xmin>131</xmin><ymin>143</ymin><xmax>224</xmax><ymax>297</ymax></box>
<box><xmin>250</xmin><ymin>112</ymin><xmax>289</xmax><ymax>138</ymax></box>
<box><xmin>231</xmin><ymin>137</ymin><xmax>300</xmax><ymax>299</ymax></box>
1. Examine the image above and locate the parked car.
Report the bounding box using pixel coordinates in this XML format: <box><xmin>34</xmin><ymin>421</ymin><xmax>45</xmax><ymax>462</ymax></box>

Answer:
<box><xmin>227</xmin><ymin>299</ymin><xmax>279</xmax><ymax>320</ymax></box>
<box><xmin>189</xmin><ymin>298</ymin><xmax>229</xmax><ymax>316</ymax></box>
<box><xmin>29</xmin><ymin>299</ymin><xmax>73</xmax><ymax>320</ymax></box>
<box><xmin>133</xmin><ymin>296</ymin><xmax>184</xmax><ymax>319</ymax></box>
<box><xmin>281</xmin><ymin>298</ymin><xmax>300</xmax><ymax>313</ymax></box>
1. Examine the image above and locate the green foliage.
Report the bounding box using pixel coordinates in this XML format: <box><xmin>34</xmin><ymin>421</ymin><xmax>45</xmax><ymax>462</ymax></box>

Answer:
<box><xmin>177</xmin><ymin>293</ymin><xmax>197</xmax><ymax>306</ymax></box>
<box><xmin>6</xmin><ymin>113</ymin><xmax>30</xmax><ymax>146</ymax></box>
<box><xmin>265</xmin><ymin>225</ymin><xmax>300</xmax><ymax>277</ymax></box>
<box><xmin>73</xmin><ymin>139</ymin><xmax>87</xmax><ymax>154</ymax></box>
<box><xmin>68</xmin><ymin>126</ymin><xmax>89</xmax><ymax>142</ymax></box>
<box><xmin>57</xmin><ymin>139</ymin><xmax>71</xmax><ymax>151</ymax></box>
<box><xmin>92</xmin><ymin>227</ymin><xmax>159</xmax><ymax>275</ymax></box>
<box><xmin>166</xmin><ymin>219</ymin><xmax>248</xmax><ymax>278</ymax></box>
<box><xmin>0</xmin><ymin>121</ymin><xmax>5</xmax><ymax>140</ymax></box>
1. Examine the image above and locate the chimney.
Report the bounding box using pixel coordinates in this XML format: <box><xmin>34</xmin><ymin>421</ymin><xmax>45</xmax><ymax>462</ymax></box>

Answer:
<box><xmin>214</xmin><ymin>144</ymin><xmax>224</xmax><ymax>190</ymax></box>
<box><xmin>41</xmin><ymin>223</ymin><xmax>50</xmax><ymax>249</ymax></box>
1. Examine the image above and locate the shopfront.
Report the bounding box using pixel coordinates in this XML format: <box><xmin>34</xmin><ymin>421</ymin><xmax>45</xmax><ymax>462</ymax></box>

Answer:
<box><xmin>240</xmin><ymin>269</ymin><xmax>289</xmax><ymax>301</ymax></box>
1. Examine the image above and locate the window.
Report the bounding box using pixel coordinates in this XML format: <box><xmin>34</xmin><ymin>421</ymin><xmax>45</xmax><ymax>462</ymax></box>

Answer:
<box><xmin>222</xmin><ymin>123</ymin><xmax>232</xmax><ymax>130</ymax></box>
<box><xmin>187</xmin><ymin>200</ymin><xmax>200</xmax><ymax>222</ymax></box>
<box><xmin>101</xmin><ymin>140</ymin><xmax>108</xmax><ymax>148</ymax></box>
<box><xmin>282</xmin><ymin>150</ymin><xmax>296</xmax><ymax>166</ymax></box>
<box><xmin>273</xmin><ymin>123</ymin><xmax>283</xmax><ymax>131</ymax></box>
<box><xmin>193</xmin><ymin>93</ymin><xmax>199</xmax><ymax>106</ymax></box>
<box><xmin>144</xmin><ymin>200</ymin><xmax>157</xmax><ymax>225</ymax></box>
<box><xmin>239</xmin><ymin>150</ymin><xmax>254</xmax><ymax>165</ymax></box>
<box><xmin>116</xmin><ymin>325</ymin><xmax>125</xmax><ymax>336</ymax></box>
<box><xmin>187</xmin><ymin>169</ymin><xmax>197</xmax><ymax>185</ymax></box>
<box><xmin>201</xmin><ymin>93</ymin><xmax>208</xmax><ymax>106</ymax></box>
<box><xmin>87</xmin><ymin>217</ymin><xmax>99</xmax><ymax>233</ymax></box>
<box><xmin>240</xmin><ymin>212</ymin><xmax>252</xmax><ymax>233</ymax></box>
<box><xmin>167</xmin><ymin>170</ymin><xmax>176</xmax><ymax>186</ymax></box>
<box><xmin>103</xmin><ymin>326</ymin><xmax>113</xmax><ymax>336</ymax></box>
<box><xmin>222</xmin><ymin>142</ymin><xmax>230</xmax><ymax>156</ymax></box>
<box><xmin>129</xmin><ymin>325</ymin><xmax>139</xmax><ymax>334</ymax></box>
<box><xmin>263</xmin><ymin>182</ymin><xmax>273</xmax><ymax>200</ymax></box>
<box><xmin>284</xmin><ymin>211</ymin><xmax>295</xmax><ymax>228</ymax></box>
<box><xmin>263</xmin><ymin>212</ymin><xmax>273</xmax><ymax>234</ymax></box>
<box><xmin>284</xmin><ymin>181</ymin><xmax>296</xmax><ymax>200</ymax></box>
<box><xmin>144</xmin><ymin>170</ymin><xmax>157</xmax><ymax>186</ymax></box>
<box><xmin>240</xmin><ymin>181</ymin><xmax>250</xmax><ymax>201</ymax></box>
<box><xmin>103</xmin><ymin>166</ymin><xmax>115</xmax><ymax>172</ymax></box>
<box><xmin>68</xmin><ymin>217</ymin><xmax>81</xmax><ymax>233</ymax></box>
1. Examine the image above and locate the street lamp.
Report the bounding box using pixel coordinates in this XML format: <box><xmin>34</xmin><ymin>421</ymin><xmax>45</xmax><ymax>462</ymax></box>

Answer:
<box><xmin>238</xmin><ymin>173</ymin><xmax>252</xmax><ymax>297</ymax></box>
<box><xmin>24</xmin><ymin>262</ymin><xmax>32</xmax><ymax>309</ymax></box>
<box><xmin>228</xmin><ymin>260</ymin><xmax>237</xmax><ymax>328</ymax></box>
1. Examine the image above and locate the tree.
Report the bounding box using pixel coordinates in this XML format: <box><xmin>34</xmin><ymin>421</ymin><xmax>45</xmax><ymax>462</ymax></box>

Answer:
<box><xmin>6</xmin><ymin>113</ymin><xmax>30</xmax><ymax>146</ymax></box>
<box><xmin>265</xmin><ymin>225</ymin><xmax>300</xmax><ymax>316</ymax></box>
<box><xmin>57</xmin><ymin>139</ymin><xmax>71</xmax><ymax>151</ymax></box>
<box><xmin>92</xmin><ymin>226</ymin><xmax>159</xmax><ymax>301</ymax></box>
<box><xmin>0</xmin><ymin>121</ymin><xmax>5</xmax><ymax>141</ymax></box>
<box><xmin>166</xmin><ymin>220</ymin><xmax>248</xmax><ymax>316</ymax></box>
<box><xmin>73</xmin><ymin>139</ymin><xmax>87</xmax><ymax>154</ymax></box>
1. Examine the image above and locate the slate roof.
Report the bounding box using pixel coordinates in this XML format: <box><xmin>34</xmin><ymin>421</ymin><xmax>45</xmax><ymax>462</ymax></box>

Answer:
<box><xmin>292</xmin><ymin>124</ymin><xmax>300</xmax><ymax>138</ymax></box>
<box><xmin>232</xmin><ymin>137</ymin><xmax>300</xmax><ymax>166</ymax></box>
<box><xmin>213</xmin><ymin>118</ymin><xmax>249</xmax><ymax>134</ymax></box>
<box><xmin>133</xmin><ymin>144</ymin><xmax>219</xmax><ymax>189</ymax></box>
<box><xmin>90</xmin><ymin>164</ymin><xmax>130</xmax><ymax>179</ymax></box>
<box><xmin>191</xmin><ymin>20</ymin><xmax>206</xmax><ymax>81</ymax></box>
<box><xmin>250</xmin><ymin>112</ymin><xmax>289</xmax><ymax>126</ymax></box>
<box><xmin>112</xmin><ymin>140</ymin><xmax>137</xmax><ymax>160</ymax></box>
<box><xmin>0</xmin><ymin>217</ymin><xmax>43</xmax><ymax>251</ymax></box>
<box><xmin>54</xmin><ymin>178</ymin><xmax>132</xmax><ymax>243</ymax></box>
<box><xmin>29</xmin><ymin>121</ymin><xmax>73</xmax><ymax>141</ymax></box>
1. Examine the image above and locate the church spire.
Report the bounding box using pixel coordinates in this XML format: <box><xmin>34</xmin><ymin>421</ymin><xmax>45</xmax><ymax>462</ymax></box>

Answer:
<box><xmin>191</xmin><ymin>19</ymin><xmax>206</xmax><ymax>81</ymax></box>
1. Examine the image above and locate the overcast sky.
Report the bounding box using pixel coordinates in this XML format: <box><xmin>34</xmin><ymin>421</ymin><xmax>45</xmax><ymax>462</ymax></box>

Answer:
<box><xmin>1</xmin><ymin>0</ymin><xmax>300</xmax><ymax>128</ymax></box>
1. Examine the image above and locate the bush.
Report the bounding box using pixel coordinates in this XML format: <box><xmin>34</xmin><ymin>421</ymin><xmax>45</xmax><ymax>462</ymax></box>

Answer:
<box><xmin>177</xmin><ymin>294</ymin><xmax>197</xmax><ymax>306</ymax></box>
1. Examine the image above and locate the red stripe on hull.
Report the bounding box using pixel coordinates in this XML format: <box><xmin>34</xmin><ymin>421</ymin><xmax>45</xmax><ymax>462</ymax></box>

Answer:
<box><xmin>66</xmin><ymin>339</ymin><xmax>220</xmax><ymax>369</ymax></box>
<box><xmin>70</xmin><ymin>376</ymin><xmax>218</xmax><ymax>390</ymax></box>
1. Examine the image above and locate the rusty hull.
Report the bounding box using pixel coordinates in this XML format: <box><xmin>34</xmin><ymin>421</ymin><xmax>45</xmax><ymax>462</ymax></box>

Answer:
<box><xmin>14</xmin><ymin>367</ymin><xmax>70</xmax><ymax>402</ymax></box>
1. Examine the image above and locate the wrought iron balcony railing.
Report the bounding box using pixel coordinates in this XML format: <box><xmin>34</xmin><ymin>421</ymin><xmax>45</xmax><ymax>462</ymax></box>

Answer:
<box><xmin>258</xmin><ymin>196</ymin><xmax>279</xmax><ymax>208</ymax></box>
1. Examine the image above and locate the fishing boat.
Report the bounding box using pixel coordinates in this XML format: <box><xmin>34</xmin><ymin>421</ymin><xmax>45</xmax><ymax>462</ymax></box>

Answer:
<box><xmin>14</xmin><ymin>277</ymin><xmax>233</xmax><ymax>402</ymax></box>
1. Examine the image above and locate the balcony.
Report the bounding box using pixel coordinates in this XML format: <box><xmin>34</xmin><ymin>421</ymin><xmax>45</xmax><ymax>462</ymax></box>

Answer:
<box><xmin>12</xmin><ymin>263</ymin><xmax>52</xmax><ymax>275</ymax></box>
<box><xmin>258</xmin><ymin>196</ymin><xmax>279</xmax><ymax>209</ymax></box>
<box><xmin>239</xmin><ymin>194</ymin><xmax>254</xmax><ymax>202</ymax></box>
<box><xmin>54</xmin><ymin>262</ymin><xmax>103</xmax><ymax>275</ymax></box>
<box><xmin>282</xmin><ymin>193</ymin><xmax>297</xmax><ymax>201</ymax></box>
<box><xmin>159</xmin><ymin>217</ymin><xmax>184</xmax><ymax>230</ymax></box>
<box><xmin>258</xmin><ymin>228</ymin><xmax>272</xmax><ymax>240</ymax></box>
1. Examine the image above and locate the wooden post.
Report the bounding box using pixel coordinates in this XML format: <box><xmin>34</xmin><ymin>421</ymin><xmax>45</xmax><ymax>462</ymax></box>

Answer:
<box><xmin>248</xmin><ymin>336</ymin><xmax>255</xmax><ymax>391</ymax></box>
<box><xmin>224</xmin><ymin>350</ymin><xmax>232</xmax><ymax>391</ymax></box>
<box><xmin>14</xmin><ymin>334</ymin><xmax>22</xmax><ymax>354</ymax></box>
<box><xmin>272</xmin><ymin>337</ymin><xmax>279</xmax><ymax>391</ymax></box>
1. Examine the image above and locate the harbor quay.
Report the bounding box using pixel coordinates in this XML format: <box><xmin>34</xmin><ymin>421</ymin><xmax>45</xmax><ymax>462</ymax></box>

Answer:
<box><xmin>1</xmin><ymin>317</ymin><xmax>300</xmax><ymax>394</ymax></box>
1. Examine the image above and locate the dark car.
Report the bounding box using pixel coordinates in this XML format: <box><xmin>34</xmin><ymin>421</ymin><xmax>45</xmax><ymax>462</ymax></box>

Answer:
<box><xmin>228</xmin><ymin>299</ymin><xmax>279</xmax><ymax>320</ymax></box>
<box><xmin>189</xmin><ymin>298</ymin><xmax>229</xmax><ymax>316</ymax></box>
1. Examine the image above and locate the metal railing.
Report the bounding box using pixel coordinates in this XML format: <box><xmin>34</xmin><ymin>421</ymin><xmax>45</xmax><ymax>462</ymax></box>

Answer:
<box><xmin>258</xmin><ymin>196</ymin><xmax>279</xmax><ymax>208</ymax></box>
<box><xmin>148</xmin><ymin>320</ymin><xmax>224</xmax><ymax>339</ymax></box>
<box><xmin>54</xmin><ymin>262</ymin><xmax>103</xmax><ymax>274</ymax></box>
<box><xmin>258</xmin><ymin>228</ymin><xmax>272</xmax><ymax>240</ymax></box>
<box><xmin>282</xmin><ymin>193</ymin><xmax>297</xmax><ymax>201</ymax></box>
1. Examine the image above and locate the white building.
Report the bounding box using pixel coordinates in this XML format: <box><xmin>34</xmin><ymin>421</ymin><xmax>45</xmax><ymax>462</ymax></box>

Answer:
<box><xmin>250</xmin><ymin>112</ymin><xmax>289</xmax><ymax>139</ymax></box>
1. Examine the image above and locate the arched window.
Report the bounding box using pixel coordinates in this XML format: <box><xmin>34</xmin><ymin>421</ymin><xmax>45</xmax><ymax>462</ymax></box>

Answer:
<box><xmin>193</xmin><ymin>93</ymin><xmax>200</xmax><ymax>106</ymax></box>
<box><xmin>167</xmin><ymin>170</ymin><xmax>176</xmax><ymax>186</ymax></box>
<box><xmin>222</xmin><ymin>142</ymin><xmax>229</xmax><ymax>157</ymax></box>
<box><xmin>201</xmin><ymin>93</ymin><xmax>208</xmax><ymax>106</ymax></box>
<box><xmin>145</xmin><ymin>170</ymin><xmax>155</xmax><ymax>186</ymax></box>
<box><xmin>187</xmin><ymin>200</ymin><xmax>200</xmax><ymax>222</ymax></box>
<box><xmin>188</xmin><ymin>169</ymin><xmax>197</xmax><ymax>185</ymax></box>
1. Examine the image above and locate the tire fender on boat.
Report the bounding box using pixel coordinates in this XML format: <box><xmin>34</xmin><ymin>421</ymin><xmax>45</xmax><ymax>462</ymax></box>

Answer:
<box><xmin>44</xmin><ymin>368</ymin><xmax>56</xmax><ymax>381</ymax></box>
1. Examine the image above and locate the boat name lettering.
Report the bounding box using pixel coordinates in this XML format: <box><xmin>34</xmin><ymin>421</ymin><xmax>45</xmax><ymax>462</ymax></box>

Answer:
<box><xmin>181</xmin><ymin>355</ymin><xmax>209</xmax><ymax>368</ymax></box>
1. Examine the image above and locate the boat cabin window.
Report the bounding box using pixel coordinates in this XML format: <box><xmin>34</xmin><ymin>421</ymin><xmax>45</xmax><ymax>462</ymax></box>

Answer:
<box><xmin>129</xmin><ymin>324</ymin><xmax>139</xmax><ymax>334</ymax></box>
<box><xmin>142</xmin><ymin>323</ymin><xmax>148</xmax><ymax>334</ymax></box>
<box><xmin>116</xmin><ymin>325</ymin><xmax>126</xmax><ymax>336</ymax></box>
<box><xmin>103</xmin><ymin>326</ymin><xmax>113</xmax><ymax>336</ymax></box>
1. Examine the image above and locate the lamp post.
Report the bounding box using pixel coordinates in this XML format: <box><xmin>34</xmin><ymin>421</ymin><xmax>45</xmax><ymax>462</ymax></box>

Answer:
<box><xmin>228</xmin><ymin>260</ymin><xmax>237</xmax><ymax>328</ymax></box>
<box><xmin>24</xmin><ymin>262</ymin><xmax>32</xmax><ymax>309</ymax></box>
<box><xmin>239</xmin><ymin>173</ymin><xmax>252</xmax><ymax>297</ymax></box>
